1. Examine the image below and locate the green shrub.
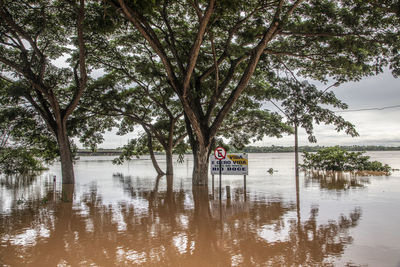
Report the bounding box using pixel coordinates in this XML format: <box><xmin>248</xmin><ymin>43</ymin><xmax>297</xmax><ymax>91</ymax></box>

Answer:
<box><xmin>0</xmin><ymin>147</ymin><xmax>47</xmax><ymax>176</ymax></box>
<box><xmin>301</xmin><ymin>146</ymin><xmax>391</xmax><ymax>173</ymax></box>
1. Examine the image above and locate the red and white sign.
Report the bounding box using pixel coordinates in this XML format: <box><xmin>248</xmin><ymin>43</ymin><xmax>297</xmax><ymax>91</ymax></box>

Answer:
<box><xmin>214</xmin><ymin>147</ymin><xmax>226</xmax><ymax>160</ymax></box>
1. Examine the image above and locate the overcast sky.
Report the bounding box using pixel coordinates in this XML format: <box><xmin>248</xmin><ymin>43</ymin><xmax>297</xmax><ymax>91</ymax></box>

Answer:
<box><xmin>257</xmin><ymin>69</ymin><xmax>400</xmax><ymax>147</ymax></box>
<box><xmin>88</xmin><ymin>69</ymin><xmax>399</xmax><ymax>149</ymax></box>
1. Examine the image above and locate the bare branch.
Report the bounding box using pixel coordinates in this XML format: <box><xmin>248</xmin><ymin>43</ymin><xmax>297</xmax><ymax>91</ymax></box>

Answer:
<box><xmin>264</xmin><ymin>49</ymin><xmax>336</xmax><ymax>59</ymax></box>
<box><xmin>182</xmin><ymin>0</ymin><xmax>215</xmax><ymax>96</ymax></box>
<box><xmin>284</xmin><ymin>0</ymin><xmax>304</xmax><ymax>19</ymax></box>
<box><xmin>208</xmin><ymin>1</ymin><xmax>288</xmax><ymax>139</ymax></box>
<box><xmin>279</xmin><ymin>31</ymin><xmax>370</xmax><ymax>37</ymax></box>
<box><xmin>199</xmin><ymin>6</ymin><xmax>266</xmax><ymax>82</ymax></box>
<box><xmin>210</xmin><ymin>32</ymin><xmax>219</xmax><ymax>95</ymax></box>
<box><xmin>160</xmin><ymin>2</ymin><xmax>185</xmax><ymax>73</ymax></box>
<box><xmin>205</xmin><ymin>54</ymin><xmax>248</xmax><ymax>121</ymax></box>
<box><xmin>24</xmin><ymin>90</ymin><xmax>57</xmax><ymax>133</ymax></box>
<box><xmin>0</xmin><ymin>55</ymin><xmax>26</xmax><ymax>74</ymax></box>
<box><xmin>115</xmin><ymin>0</ymin><xmax>181</xmax><ymax>94</ymax></box>
<box><xmin>188</xmin><ymin>0</ymin><xmax>202</xmax><ymax>20</ymax></box>
<box><xmin>0</xmin><ymin>0</ymin><xmax>46</xmax><ymax>71</ymax></box>
<box><xmin>64</xmin><ymin>0</ymin><xmax>87</xmax><ymax>120</ymax></box>
<box><xmin>173</xmin><ymin>133</ymin><xmax>187</xmax><ymax>148</ymax></box>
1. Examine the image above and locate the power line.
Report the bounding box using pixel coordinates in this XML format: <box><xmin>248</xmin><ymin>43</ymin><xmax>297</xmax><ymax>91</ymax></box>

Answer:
<box><xmin>334</xmin><ymin>105</ymin><xmax>400</xmax><ymax>113</ymax></box>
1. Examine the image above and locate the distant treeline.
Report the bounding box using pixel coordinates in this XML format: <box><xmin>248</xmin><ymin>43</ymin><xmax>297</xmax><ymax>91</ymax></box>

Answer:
<box><xmin>78</xmin><ymin>145</ymin><xmax>400</xmax><ymax>156</ymax></box>
<box><xmin>77</xmin><ymin>149</ymin><xmax>123</xmax><ymax>156</ymax></box>
<box><xmin>234</xmin><ymin>145</ymin><xmax>400</xmax><ymax>153</ymax></box>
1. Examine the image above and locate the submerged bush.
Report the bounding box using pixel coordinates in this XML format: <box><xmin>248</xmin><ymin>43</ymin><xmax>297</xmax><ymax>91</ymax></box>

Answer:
<box><xmin>0</xmin><ymin>147</ymin><xmax>47</xmax><ymax>176</ymax></box>
<box><xmin>301</xmin><ymin>146</ymin><xmax>391</xmax><ymax>173</ymax></box>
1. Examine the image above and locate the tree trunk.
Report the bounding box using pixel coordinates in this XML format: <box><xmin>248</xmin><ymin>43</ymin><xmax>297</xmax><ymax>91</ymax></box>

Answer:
<box><xmin>166</xmin><ymin>148</ymin><xmax>174</xmax><ymax>176</ymax></box>
<box><xmin>166</xmin><ymin>174</ymin><xmax>173</xmax><ymax>195</ymax></box>
<box><xmin>149</xmin><ymin>148</ymin><xmax>164</xmax><ymax>175</ymax></box>
<box><xmin>192</xmin><ymin>145</ymin><xmax>211</xmax><ymax>186</ymax></box>
<box><xmin>57</xmin><ymin>127</ymin><xmax>75</xmax><ymax>184</ymax></box>
<box><xmin>192</xmin><ymin>185</ymin><xmax>211</xmax><ymax>219</ymax></box>
<box><xmin>184</xmin><ymin>113</ymin><xmax>212</xmax><ymax>186</ymax></box>
<box><xmin>145</xmin><ymin>130</ymin><xmax>165</xmax><ymax>175</ymax></box>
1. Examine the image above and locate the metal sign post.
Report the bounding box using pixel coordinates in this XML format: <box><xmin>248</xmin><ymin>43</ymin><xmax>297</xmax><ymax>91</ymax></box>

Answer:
<box><xmin>214</xmin><ymin>147</ymin><xmax>226</xmax><ymax>200</ymax></box>
<box><xmin>210</xmin><ymin>152</ymin><xmax>248</xmax><ymax>200</ymax></box>
<box><xmin>219</xmin><ymin>159</ymin><xmax>222</xmax><ymax>198</ymax></box>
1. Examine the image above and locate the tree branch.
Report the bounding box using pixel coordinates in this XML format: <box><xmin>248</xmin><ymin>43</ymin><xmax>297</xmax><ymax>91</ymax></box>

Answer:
<box><xmin>115</xmin><ymin>0</ymin><xmax>181</xmax><ymax>94</ymax></box>
<box><xmin>182</xmin><ymin>0</ymin><xmax>215</xmax><ymax>96</ymax></box>
<box><xmin>64</xmin><ymin>0</ymin><xmax>87</xmax><ymax>120</ymax></box>
<box><xmin>209</xmin><ymin>1</ymin><xmax>289</xmax><ymax>139</ymax></box>
<box><xmin>160</xmin><ymin>1</ymin><xmax>185</xmax><ymax>73</ymax></box>
<box><xmin>24</xmin><ymin>90</ymin><xmax>56</xmax><ymax>133</ymax></box>
<box><xmin>198</xmin><ymin>6</ymin><xmax>265</xmax><ymax>82</ymax></box>
<box><xmin>205</xmin><ymin>54</ymin><xmax>248</xmax><ymax>122</ymax></box>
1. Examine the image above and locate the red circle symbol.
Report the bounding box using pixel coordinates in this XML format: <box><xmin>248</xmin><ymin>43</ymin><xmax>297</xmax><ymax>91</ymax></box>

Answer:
<box><xmin>214</xmin><ymin>147</ymin><xmax>226</xmax><ymax>160</ymax></box>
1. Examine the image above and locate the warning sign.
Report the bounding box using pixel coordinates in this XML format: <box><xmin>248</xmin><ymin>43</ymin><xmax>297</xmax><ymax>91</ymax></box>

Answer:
<box><xmin>210</xmin><ymin>153</ymin><xmax>248</xmax><ymax>175</ymax></box>
<box><xmin>214</xmin><ymin>146</ymin><xmax>226</xmax><ymax>160</ymax></box>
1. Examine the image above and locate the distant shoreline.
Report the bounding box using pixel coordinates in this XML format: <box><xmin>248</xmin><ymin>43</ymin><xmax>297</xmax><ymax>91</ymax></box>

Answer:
<box><xmin>77</xmin><ymin>145</ymin><xmax>400</xmax><ymax>156</ymax></box>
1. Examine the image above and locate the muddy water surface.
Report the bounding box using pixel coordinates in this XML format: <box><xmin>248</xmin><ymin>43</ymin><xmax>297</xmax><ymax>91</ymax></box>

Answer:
<box><xmin>1</xmin><ymin>152</ymin><xmax>400</xmax><ymax>266</ymax></box>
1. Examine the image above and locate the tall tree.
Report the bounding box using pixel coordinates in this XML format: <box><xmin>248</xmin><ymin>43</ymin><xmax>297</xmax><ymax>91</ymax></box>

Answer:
<box><xmin>86</xmin><ymin>30</ymin><xmax>288</xmax><ymax>175</ymax></box>
<box><xmin>260</xmin><ymin>73</ymin><xmax>358</xmax><ymax>178</ymax></box>
<box><xmin>0</xmin><ymin>0</ymin><xmax>90</xmax><ymax>183</ymax></box>
<box><xmin>0</xmin><ymin>77</ymin><xmax>58</xmax><ymax>175</ymax></box>
<box><xmin>81</xmin><ymin>71</ymin><xmax>187</xmax><ymax>176</ymax></box>
<box><xmin>107</xmin><ymin>0</ymin><xmax>399</xmax><ymax>185</ymax></box>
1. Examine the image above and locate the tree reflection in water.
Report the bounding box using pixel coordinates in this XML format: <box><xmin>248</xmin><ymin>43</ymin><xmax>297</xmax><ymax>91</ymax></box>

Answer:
<box><xmin>0</xmin><ymin>174</ymin><xmax>362</xmax><ymax>266</ymax></box>
<box><xmin>304</xmin><ymin>170</ymin><xmax>370</xmax><ymax>191</ymax></box>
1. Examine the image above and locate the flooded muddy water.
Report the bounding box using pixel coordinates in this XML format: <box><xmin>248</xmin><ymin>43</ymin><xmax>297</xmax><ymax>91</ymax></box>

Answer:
<box><xmin>1</xmin><ymin>152</ymin><xmax>400</xmax><ymax>266</ymax></box>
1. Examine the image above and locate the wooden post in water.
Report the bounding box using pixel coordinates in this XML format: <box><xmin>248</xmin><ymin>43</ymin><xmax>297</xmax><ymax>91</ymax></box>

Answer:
<box><xmin>294</xmin><ymin>121</ymin><xmax>301</xmax><ymax>214</ymax></box>
<box><xmin>226</xmin><ymin>186</ymin><xmax>231</xmax><ymax>199</ymax></box>
<box><xmin>244</xmin><ymin>175</ymin><xmax>247</xmax><ymax>201</ymax></box>
<box><xmin>212</xmin><ymin>174</ymin><xmax>215</xmax><ymax>196</ymax></box>
<box><xmin>53</xmin><ymin>175</ymin><xmax>56</xmax><ymax>202</ymax></box>
<box><xmin>294</xmin><ymin>122</ymin><xmax>299</xmax><ymax>180</ymax></box>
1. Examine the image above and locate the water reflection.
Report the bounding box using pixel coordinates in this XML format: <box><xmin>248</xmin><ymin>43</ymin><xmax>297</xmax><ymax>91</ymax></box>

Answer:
<box><xmin>304</xmin><ymin>171</ymin><xmax>370</xmax><ymax>191</ymax></box>
<box><xmin>0</xmin><ymin>173</ymin><xmax>363</xmax><ymax>266</ymax></box>
<box><xmin>0</xmin><ymin>175</ymin><xmax>37</xmax><ymax>189</ymax></box>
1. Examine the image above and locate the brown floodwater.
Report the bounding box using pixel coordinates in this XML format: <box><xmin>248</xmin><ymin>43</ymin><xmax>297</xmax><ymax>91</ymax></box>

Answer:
<box><xmin>1</xmin><ymin>152</ymin><xmax>400</xmax><ymax>266</ymax></box>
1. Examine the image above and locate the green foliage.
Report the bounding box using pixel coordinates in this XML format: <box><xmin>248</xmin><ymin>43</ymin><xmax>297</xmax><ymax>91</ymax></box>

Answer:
<box><xmin>220</xmin><ymin>90</ymin><xmax>293</xmax><ymax>150</ymax></box>
<box><xmin>0</xmin><ymin>0</ymin><xmax>101</xmax><ymax>182</ymax></box>
<box><xmin>173</xmin><ymin>141</ymin><xmax>190</xmax><ymax>163</ymax></box>
<box><xmin>104</xmin><ymin>0</ymin><xmax>399</xmax><ymax>175</ymax></box>
<box><xmin>257</xmin><ymin>75</ymin><xmax>358</xmax><ymax>143</ymax></box>
<box><xmin>0</xmin><ymin>147</ymin><xmax>47</xmax><ymax>176</ymax></box>
<box><xmin>81</xmin><ymin>26</ymin><xmax>189</xmax><ymax>169</ymax></box>
<box><xmin>112</xmin><ymin>135</ymin><xmax>159</xmax><ymax>165</ymax></box>
<box><xmin>1</xmin><ymin>0</ymin><xmax>399</xmax><ymax>178</ymax></box>
<box><xmin>0</xmin><ymin>79</ymin><xmax>57</xmax><ymax>175</ymax></box>
<box><xmin>301</xmin><ymin>146</ymin><xmax>391</xmax><ymax>173</ymax></box>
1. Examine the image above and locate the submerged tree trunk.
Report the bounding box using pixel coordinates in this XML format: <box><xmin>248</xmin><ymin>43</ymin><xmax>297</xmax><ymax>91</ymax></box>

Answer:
<box><xmin>149</xmin><ymin>148</ymin><xmax>164</xmax><ymax>175</ymax></box>
<box><xmin>57</xmin><ymin>127</ymin><xmax>75</xmax><ymax>184</ymax></box>
<box><xmin>0</xmin><ymin>0</ymin><xmax>87</xmax><ymax>185</ymax></box>
<box><xmin>165</xmin><ymin>147</ymin><xmax>174</xmax><ymax>176</ymax></box>
<box><xmin>184</xmin><ymin>114</ymin><xmax>213</xmax><ymax>186</ymax></box>
<box><xmin>166</xmin><ymin>174</ymin><xmax>173</xmax><ymax>195</ymax></box>
<box><xmin>145</xmin><ymin>129</ymin><xmax>165</xmax><ymax>175</ymax></box>
<box><xmin>192</xmin><ymin>144</ymin><xmax>211</xmax><ymax>186</ymax></box>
